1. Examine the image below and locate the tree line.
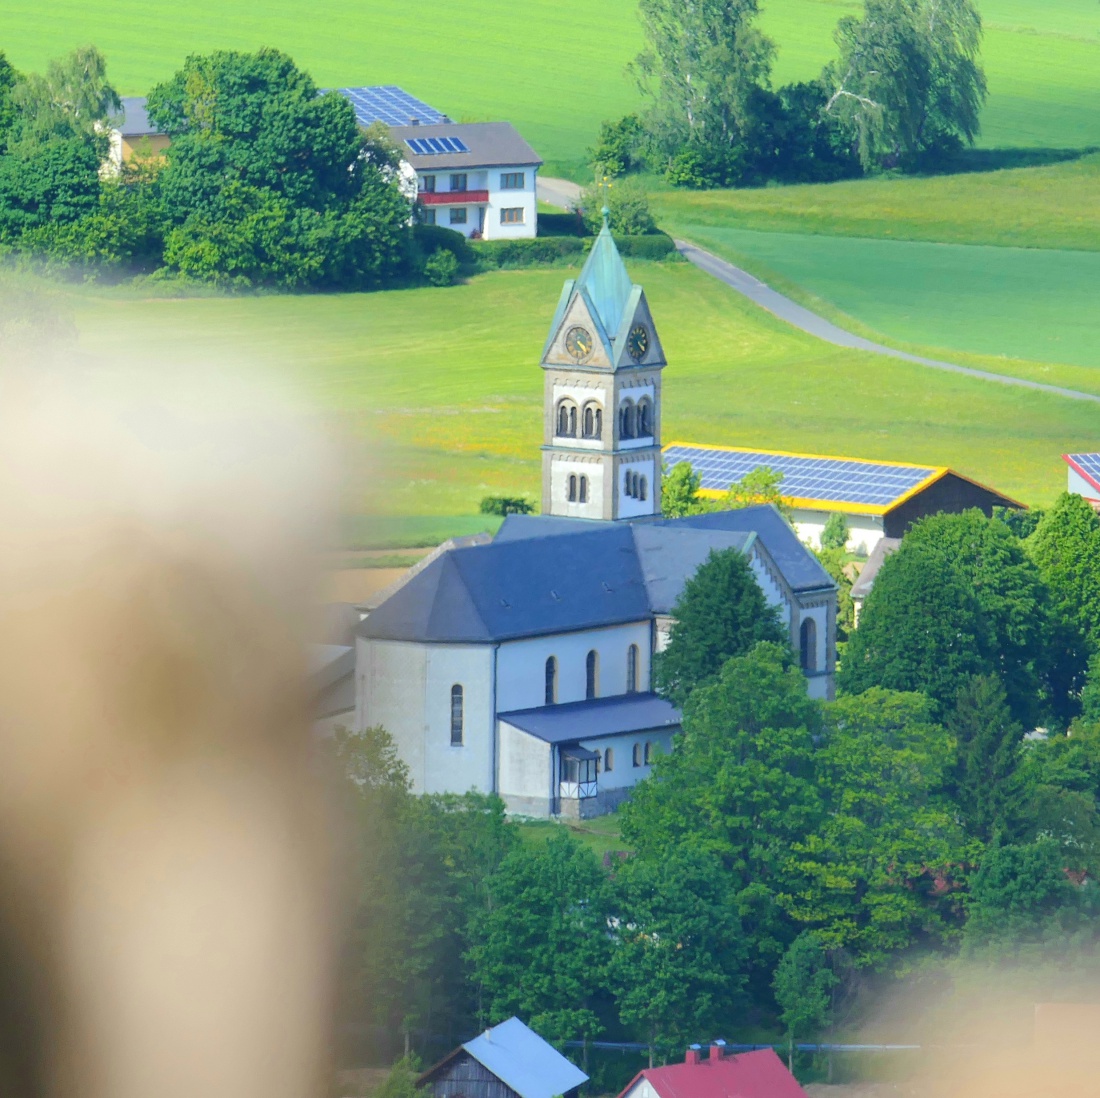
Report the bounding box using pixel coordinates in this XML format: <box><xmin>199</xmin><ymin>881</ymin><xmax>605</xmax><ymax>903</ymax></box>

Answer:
<box><xmin>594</xmin><ymin>0</ymin><xmax>987</xmax><ymax>187</ymax></box>
<box><xmin>334</xmin><ymin>496</ymin><xmax>1100</xmax><ymax>1077</ymax></box>
<box><xmin>0</xmin><ymin>46</ymin><xmax>428</xmax><ymax>288</ymax></box>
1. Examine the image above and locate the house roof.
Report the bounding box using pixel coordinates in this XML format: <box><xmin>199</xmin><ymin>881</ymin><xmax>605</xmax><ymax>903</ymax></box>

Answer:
<box><xmin>850</xmin><ymin>537</ymin><xmax>902</xmax><ymax>601</ymax></box>
<box><xmin>389</xmin><ymin>121</ymin><xmax>542</xmax><ymax>170</ymax></box>
<box><xmin>620</xmin><ymin>1048</ymin><xmax>808</xmax><ymax>1098</ymax></box>
<box><xmin>361</xmin><ymin>514</ymin><xmax>803</xmax><ymax>645</ymax></box>
<box><xmin>499</xmin><ymin>692</ymin><xmax>682</xmax><ymax>744</ymax></box>
<box><xmin>118</xmin><ymin>96</ymin><xmax>159</xmax><ymax>137</ymax></box>
<box><xmin>421</xmin><ymin>1017</ymin><xmax>587</xmax><ymax>1098</ymax></box>
<box><xmin>1064</xmin><ymin>453</ymin><xmax>1100</xmax><ymax>496</ymax></box>
<box><xmin>667</xmin><ymin>441</ymin><xmax>1029</xmax><ymax>519</ymax></box>
<box><xmin>334</xmin><ymin>85</ymin><xmax>448</xmax><ymax>127</ymax></box>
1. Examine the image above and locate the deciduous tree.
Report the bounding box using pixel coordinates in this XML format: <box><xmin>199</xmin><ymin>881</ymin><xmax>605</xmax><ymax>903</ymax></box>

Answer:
<box><xmin>773</xmin><ymin>931</ymin><xmax>836</xmax><ymax>1070</ymax></box>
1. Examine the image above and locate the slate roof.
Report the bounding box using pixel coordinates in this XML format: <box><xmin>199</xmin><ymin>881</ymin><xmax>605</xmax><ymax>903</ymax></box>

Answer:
<box><xmin>360</xmin><ymin>517</ymin><xmax>786</xmax><ymax>644</ymax></box>
<box><xmin>850</xmin><ymin>537</ymin><xmax>901</xmax><ymax>601</ymax></box>
<box><xmin>421</xmin><ymin>1017</ymin><xmax>587</xmax><ymax>1098</ymax></box>
<box><xmin>118</xmin><ymin>96</ymin><xmax>158</xmax><ymax>137</ymax></box>
<box><xmin>620</xmin><ymin>1048</ymin><xmax>807</xmax><ymax>1098</ymax></box>
<box><xmin>499</xmin><ymin>692</ymin><xmax>681</xmax><ymax>744</ymax></box>
<box><xmin>389</xmin><ymin>121</ymin><xmax>541</xmax><ymax>170</ymax></box>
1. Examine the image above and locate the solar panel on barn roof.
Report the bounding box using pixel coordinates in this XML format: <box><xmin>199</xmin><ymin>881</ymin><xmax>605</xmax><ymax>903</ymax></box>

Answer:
<box><xmin>664</xmin><ymin>444</ymin><xmax>939</xmax><ymax>509</ymax></box>
<box><xmin>1068</xmin><ymin>453</ymin><xmax>1100</xmax><ymax>485</ymax></box>
<box><xmin>333</xmin><ymin>85</ymin><xmax>447</xmax><ymax>127</ymax></box>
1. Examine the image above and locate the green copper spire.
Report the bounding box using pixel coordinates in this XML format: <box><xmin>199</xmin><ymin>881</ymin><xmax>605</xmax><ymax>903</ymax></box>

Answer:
<box><xmin>574</xmin><ymin>213</ymin><xmax>633</xmax><ymax>338</ymax></box>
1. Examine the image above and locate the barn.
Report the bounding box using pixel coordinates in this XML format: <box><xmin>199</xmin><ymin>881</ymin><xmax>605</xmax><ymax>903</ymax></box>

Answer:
<box><xmin>665</xmin><ymin>442</ymin><xmax>1024</xmax><ymax>554</ymax></box>
<box><xmin>418</xmin><ymin>1017</ymin><xmax>587</xmax><ymax>1098</ymax></box>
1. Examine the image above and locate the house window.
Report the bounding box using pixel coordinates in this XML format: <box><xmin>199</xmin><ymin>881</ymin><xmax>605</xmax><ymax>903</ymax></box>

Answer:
<box><xmin>450</xmin><ymin>684</ymin><xmax>464</xmax><ymax>745</ymax></box>
<box><xmin>627</xmin><ymin>644</ymin><xmax>639</xmax><ymax>693</ymax></box>
<box><xmin>500</xmin><ymin>207</ymin><xmax>525</xmax><ymax>224</ymax></box>
<box><xmin>501</xmin><ymin>172</ymin><xmax>525</xmax><ymax>189</ymax></box>
<box><xmin>578</xmin><ymin>476</ymin><xmax>588</xmax><ymax>504</ymax></box>
<box><xmin>568</xmin><ymin>474</ymin><xmax>577</xmax><ymax>502</ymax></box>
<box><xmin>604</xmin><ymin>747</ymin><xmax>614</xmax><ymax>772</ymax></box>
<box><xmin>545</xmin><ymin>656</ymin><xmax>558</xmax><ymax>705</ymax></box>
<box><xmin>450</xmin><ymin>173</ymin><xmax>468</xmax><ymax>192</ymax></box>
<box><xmin>644</xmin><ymin>741</ymin><xmax>653</xmax><ymax>765</ymax></box>
<box><xmin>586</xmin><ymin>650</ymin><xmax>599</xmax><ymax>700</ymax></box>
<box><xmin>632</xmin><ymin>743</ymin><xmax>642</xmax><ymax>767</ymax></box>
<box><xmin>421</xmin><ymin>207</ymin><xmax>436</xmax><ymax>226</ymax></box>
<box><xmin>420</xmin><ymin>175</ymin><xmax>436</xmax><ymax>193</ymax></box>
<box><xmin>800</xmin><ymin>617</ymin><xmax>818</xmax><ymax>673</ymax></box>
<box><xmin>449</xmin><ymin>207</ymin><xmax>468</xmax><ymax>225</ymax></box>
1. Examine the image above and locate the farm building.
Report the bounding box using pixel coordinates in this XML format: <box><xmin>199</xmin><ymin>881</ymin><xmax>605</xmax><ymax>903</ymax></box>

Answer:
<box><xmin>106</xmin><ymin>96</ymin><xmax>169</xmax><ymax>171</ymax></box>
<box><xmin>418</xmin><ymin>1017</ymin><xmax>586</xmax><ymax>1098</ymax></box>
<box><xmin>618</xmin><ymin>1044</ymin><xmax>808</xmax><ymax>1098</ymax></box>
<box><xmin>664</xmin><ymin>442</ymin><xmax>1024</xmax><ymax>554</ymax></box>
<box><xmin>1063</xmin><ymin>453</ymin><xmax>1100</xmax><ymax>507</ymax></box>
<box><xmin>849</xmin><ymin>537</ymin><xmax>900</xmax><ymax>626</ymax></box>
<box><xmin>355</xmin><ymin>223</ymin><xmax>836</xmax><ymax>819</ymax></box>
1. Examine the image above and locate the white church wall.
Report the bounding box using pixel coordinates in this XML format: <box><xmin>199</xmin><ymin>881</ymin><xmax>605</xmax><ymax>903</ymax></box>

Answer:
<box><xmin>497</xmin><ymin>622</ymin><xmax>652</xmax><ymax>713</ymax></box>
<box><xmin>356</xmin><ymin>638</ymin><xmax>494</xmax><ymax>796</ymax></box>
<box><xmin>581</xmin><ymin>730</ymin><xmax>674</xmax><ymax>792</ymax></box>
<box><xmin>549</xmin><ymin>456</ymin><xmax>604</xmax><ymax>520</ymax></box>
<box><xmin>747</xmin><ymin>543</ymin><xmax>790</xmax><ymax>622</ymax></box>
<box><xmin>618</xmin><ymin>456</ymin><xmax>658</xmax><ymax>519</ymax></box>
<box><xmin>790</xmin><ymin>507</ymin><xmax>884</xmax><ymax>555</ymax></box>
<box><xmin>498</xmin><ymin>722</ymin><xmax>552</xmax><ymax>814</ymax></box>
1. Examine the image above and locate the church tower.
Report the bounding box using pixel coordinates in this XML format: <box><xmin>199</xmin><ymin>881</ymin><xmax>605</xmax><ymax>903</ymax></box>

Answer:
<box><xmin>540</xmin><ymin>212</ymin><xmax>666</xmax><ymax>521</ymax></box>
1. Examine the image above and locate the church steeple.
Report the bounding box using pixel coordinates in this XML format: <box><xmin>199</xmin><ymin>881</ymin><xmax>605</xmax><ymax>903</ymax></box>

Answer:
<box><xmin>539</xmin><ymin>216</ymin><xmax>666</xmax><ymax>521</ymax></box>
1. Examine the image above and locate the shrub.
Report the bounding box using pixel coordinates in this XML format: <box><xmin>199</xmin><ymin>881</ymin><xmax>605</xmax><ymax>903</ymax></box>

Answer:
<box><xmin>471</xmin><ymin>236</ymin><xmax>585</xmax><ymax>269</ymax></box>
<box><xmin>614</xmin><ymin>233</ymin><xmax>676</xmax><ymax>259</ymax></box>
<box><xmin>590</xmin><ymin>115</ymin><xmax>646</xmax><ymax>175</ymax></box>
<box><xmin>424</xmin><ymin>248</ymin><xmax>458</xmax><ymax>286</ymax></box>
<box><xmin>479</xmin><ymin>496</ymin><xmax>534</xmax><ymax>516</ymax></box>
<box><xmin>820</xmin><ymin>513</ymin><xmax>850</xmax><ymax>550</ymax></box>
<box><xmin>579</xmin><ymin>177</ymin><xmax>657</xmax><ymax>235</ymax></box>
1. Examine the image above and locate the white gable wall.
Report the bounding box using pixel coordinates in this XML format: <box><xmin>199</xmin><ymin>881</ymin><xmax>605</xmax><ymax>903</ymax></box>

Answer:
<box><xmin>497</xmin><ymin>621</ymin><xmax>653</xmax><ymax>712</ymax></box>
<box><xmin>1069</xmin><ymin>468</ymin><xmax>1100</xmax><ymax>503</ymax></box>
<box><xmin>356</xmin><ymin>637</ymin><xmax>495</xmax><ymax>795</ymax></box>
<box><xmin>790</xmin><ymin>507</ymin><xmax>885</xmax><ymax>555</ymax></box>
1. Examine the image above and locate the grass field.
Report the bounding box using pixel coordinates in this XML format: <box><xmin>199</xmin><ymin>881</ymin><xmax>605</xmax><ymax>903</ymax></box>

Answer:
<box><xmin>7</xmin><ymin>0</ymin><xmax>1100</xmax><ymax>171</ymax></box>
<box><xmin>53</xmin><ymin>262</ymin><xmax>1100</xmax><ymax>537</ymax></box>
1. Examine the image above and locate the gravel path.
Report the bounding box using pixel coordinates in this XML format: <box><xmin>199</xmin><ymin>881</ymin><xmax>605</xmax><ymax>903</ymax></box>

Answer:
<box><xmin>537</xmin><ymin>176</ymin><xmax>583</xmax><ymax>210</ymax></box>
<box><xmin>674</xmin><ymin>239</ymin><xmax>1100</xmax><ymax>404</ymax></box>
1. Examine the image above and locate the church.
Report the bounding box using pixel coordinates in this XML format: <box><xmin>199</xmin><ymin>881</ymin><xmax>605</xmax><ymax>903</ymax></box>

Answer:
<box><xmin>354</xmin><ymin>217</ymin><xmax>837</xmax><ymax>818</ymax></box>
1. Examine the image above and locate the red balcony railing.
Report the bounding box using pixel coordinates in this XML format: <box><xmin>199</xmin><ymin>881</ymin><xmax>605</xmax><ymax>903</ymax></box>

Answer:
<box><xmin>418</xmin><ymin>190</ymin><xmax>489</xmax><ymax>206</ymax></box>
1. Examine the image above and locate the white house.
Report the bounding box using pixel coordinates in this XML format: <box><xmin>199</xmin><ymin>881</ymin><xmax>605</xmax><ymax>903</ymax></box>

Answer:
<box><xmin>354</xmin><ymin>224</ymin><xmax>836</xmax><ymax>818</ymax></box>
<box><xmin>1064</xmin><ymin>453</ymin><xmax>1100</xmax><ymax>508</ymax></box>
<box><xmin>389</xmin><ymin>121</ymin><xmax>541</xmax><ymax>239</ymax></box>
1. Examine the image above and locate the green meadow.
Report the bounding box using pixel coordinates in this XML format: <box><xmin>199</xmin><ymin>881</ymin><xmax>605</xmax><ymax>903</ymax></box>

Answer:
<box><xmin>60</xmin><ymin>262</ymin><xmax>1100</xmax><ymax>540</ymax></box>
<box><xmin>5</xmin><ymin>0</ymin><xmax>1100</xmax><ymax>170</ymax></box>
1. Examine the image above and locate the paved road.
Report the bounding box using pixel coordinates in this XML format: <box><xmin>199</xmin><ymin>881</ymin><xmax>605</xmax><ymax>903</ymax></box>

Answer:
<box><xmin>537</xmin><ymin>176</ymin><xmax>583</xmax><ymax>210</ymax></box>
<box><xmin>675</xmin><ymin>239</ymin><xmax>1100</xmax><ymax>405</ymax></box>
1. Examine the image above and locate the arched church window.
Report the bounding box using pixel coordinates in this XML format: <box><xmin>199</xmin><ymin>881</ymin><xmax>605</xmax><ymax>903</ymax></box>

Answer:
<box><xmin>579</xmin><ymin>476</ymin><xmax>588</xmax><ymax>504</ymax></box>
<box><xmin>619</xmin><ymin>400</ymin><xmax>635</xmax><ymax>440</ymax></box>
<box><xmin>626</xmin><ymin>644</ymin><xmax>639</xmax><ymax>693</ymax></box>
<box><xmin>637</xmin><ymin>398</ymin><xmax>652</xmax><ymax>438</ymax></box>
<box><xmin>557</xmin><ymin>401</ymin><xmax>578</xmax><ymax>438</ymax></box>
<box><xmin>594</xmin><ymin>407</ymin><xmax>603</xmax><ymax>437</ymax></box>
<box><xmin>632</xmin><ymin>743</ymin><xmax>642</xmax><ymax>767</ymax></box>
<box><xmin>604</xmin><ymin>747</ymin><xmax>614</xmax><ymax>772</ymax></box>
<box><xmin>545</xmin><ymin>656</ymin><xmax>558</xmax><ymax>705</ymax></box>
<box><xmin>583</xmin><ymin>403</ymin><xmax>601</xmax><ymax>438</ymax></box>
<box><xmin>568</xmin><ymin>474</ymin><xmax>577</xmax><ymax>502</ymax></box>
<box><xmin>639</xmin><ymin>476</ymin><xmax>647</xmax><ymax>502</ymax></box>
<box><xmin>450</xmin><ymin>684</ymin><xmax>464</xmax><ymax>746</ymax></box>
<box><xmin>644</xmin><ymin>741</ymin><xmax>653</xmax><ymax>765</ymax></box>
<box><xmin>800</xmin><ymin>618</ymin><xmax>818</xmax><ymax>673</ymax></box>
<box><xmin>586</xmin><ymin>649</ymin><xmax>599</xmax><ymax>699</ymax></box>
<box><xmin>568</xmin><ymin>405</ymin><xmax>577</xmax><ymax>436</ymax></box>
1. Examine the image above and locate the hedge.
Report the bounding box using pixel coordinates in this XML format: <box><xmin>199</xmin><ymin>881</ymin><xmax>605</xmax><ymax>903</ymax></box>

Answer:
<box><xmin>471</xmin><ymin>231</ymin><xmax>677</xmax><ymax>270</ymax></box>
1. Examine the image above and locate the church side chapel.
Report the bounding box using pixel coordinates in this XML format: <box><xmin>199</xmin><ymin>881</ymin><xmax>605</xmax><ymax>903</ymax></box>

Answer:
<box><xmin>355</xmin><ymin>217</ymin><xmax>837</xmax><ymax>819</ymax></box>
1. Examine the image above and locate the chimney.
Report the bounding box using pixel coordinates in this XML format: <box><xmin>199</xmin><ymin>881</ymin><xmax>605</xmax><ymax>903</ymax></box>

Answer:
<box><xmin>409</xmin><ymin>117</ymin><xmax>420</xmax><ymax>126</ymax></box>
<box><xmin>709</xmin><ymin>1040</ymin><xmax>726</xmax><ymax>1063</ymax></box>
<box><xmin>685</xmin><ymin>1046</ymin><xmax>702</xmax><ymax>1065</ymax></box>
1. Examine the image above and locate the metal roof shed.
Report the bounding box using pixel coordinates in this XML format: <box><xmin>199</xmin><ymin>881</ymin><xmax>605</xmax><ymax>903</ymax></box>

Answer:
<box><xmin>419</xmin><ymin>1017</ymin><xmax>587</xmax><ymax>1098</ymax></box>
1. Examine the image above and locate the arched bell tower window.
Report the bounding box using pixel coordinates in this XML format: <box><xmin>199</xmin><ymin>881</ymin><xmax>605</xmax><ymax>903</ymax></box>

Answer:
<box><xmin>568</xmin><ymin>474</ymin><xmax>577</xmax><ymax>502</ymax></box>
<box><xmin>639</xmin><ymin>476</ymin><xmax>647</xmax><ymax>502</ymax></box>
<box><xmin>578</xmin><ymin>476</ymin><xmax>588</xmax><ymax>504</ymax></box>
<box><xmin>557</xmin><ymin>401</ymin><xmax>578</xmax><ymax>438</ymax></box>
<box><xmin>582</xmin><ymin>403</ymin><xmax>602</xmax><ymax>439</ymax></box>
<box><xmin>585</xmin><ymin>649</ymin><xmax>599</xmax><ymax>699</ymax></box>
<box><xmin>619</xmin><ymin>400</ymin><xmax>635</xmax><ymax>440</ymax></box>
<box><xmin>545</xmin><ymin>656</ymin><xmax>558</xmax><ymax>705</ymax></box>
<box><xmin>800</xmin><ymin>618</ymin><xmax>818</xmax><ymax>673</ymax></box>
<box><xmin>637</xmin><ymin>398</ymin><xmax>652</xmax><ymax>438</ymax></box>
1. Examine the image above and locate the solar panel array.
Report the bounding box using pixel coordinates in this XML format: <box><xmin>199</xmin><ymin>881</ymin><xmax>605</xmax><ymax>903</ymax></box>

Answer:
<box><xmin>405</xmin><ymin>136</ymin><xmax>470</xmax><ymax>156</ymax></box>
<box><xmin>335</xmin><ymin>85</ymin><xmax>447</xmax><ymax>127</ymax></box>
<box><xmin>664</xmin><ymin>445</ymin><xmax>938</xmax><ymax>508</ymax></box>
<box><xmin>1068</xmin><ymin>453</ymin><xmax>1100</xmax><ymax>486</ymax></box>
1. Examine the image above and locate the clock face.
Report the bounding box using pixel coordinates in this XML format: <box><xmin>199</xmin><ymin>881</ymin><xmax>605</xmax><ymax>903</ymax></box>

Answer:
<box><xmin>627</xmin><ymin>324</ymin><xmax>649</xmax><ymax>361</ymax></box>
<box><xmin>565</xmin><ymin>326</ymin><xmax>593</xmax><ymax>361</ymax></box>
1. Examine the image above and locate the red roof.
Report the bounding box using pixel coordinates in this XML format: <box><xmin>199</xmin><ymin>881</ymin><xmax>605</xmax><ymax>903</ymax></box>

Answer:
<box><xmin>619</xmin><ymin>1048</ymin><xmax>808</xmax><ymax>1098</ymax></box>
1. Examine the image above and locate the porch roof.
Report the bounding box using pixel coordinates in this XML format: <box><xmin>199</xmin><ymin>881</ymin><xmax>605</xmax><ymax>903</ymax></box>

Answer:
<box><xmin>498</xmin><ymin>692</ymin><xmax>681</xmax><ymax>745</ymax></box>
